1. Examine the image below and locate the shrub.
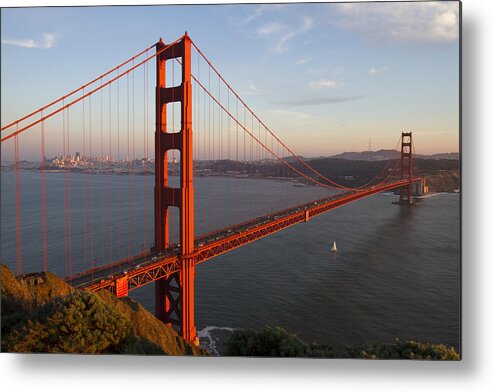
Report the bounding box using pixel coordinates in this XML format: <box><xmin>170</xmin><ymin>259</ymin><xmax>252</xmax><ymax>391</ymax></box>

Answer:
<box><xmin>226</xmin><ymin>326</ymin><xmax>335</xmax><ymax>357</ymax></box>
<box><xmin>226</xmin><ymin>327</ymin><xmax>459</xmax><ymax>360</ymax></box>
<box><xmin>346</xmin><ymin>338</ymin><xmax>460</xmax><ymax>360</ymax></box>
<box><xmin>3</xmin><ymin>291</ymin><xmax>131</xmax><ymax>353</ymax></box>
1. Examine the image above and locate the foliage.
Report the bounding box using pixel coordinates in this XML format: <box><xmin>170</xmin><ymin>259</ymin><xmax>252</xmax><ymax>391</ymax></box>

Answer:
<box><xmin>1</xmin><ymin>264</ymin><xmax>206</xmax><ymax>355</ymax></box>
<box><xmin>226</xmin><ymin>327</ymin><xmax>459</xmax><ymax>360</ymax></box>
<box><xmin>226</xmin><ymin>327</ymin><xmax>336</xmax><ymax>357</ymax></box>
<box><xmin>346</xmin><ymin>338</ymin><xmax>460</xmax><ymax>360</ymax></box>
<box><xmin>3</xmin><ymin>291</ymin><xmax>130</xmax><ymax>353</ymax></box>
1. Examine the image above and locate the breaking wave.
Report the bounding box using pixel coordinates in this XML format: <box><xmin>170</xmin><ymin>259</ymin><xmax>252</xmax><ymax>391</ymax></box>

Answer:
<box><xmin>197</xmin><ymin>326</ymin><xmax>235</xmax><ymax>356</ymax></box>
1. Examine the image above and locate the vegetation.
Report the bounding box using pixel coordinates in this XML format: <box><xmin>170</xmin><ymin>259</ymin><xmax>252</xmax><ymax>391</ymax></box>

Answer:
<box><xmin>200</xmin><ymin>157</ymin><xmax>460</xmax><ymax>190</ymax></box>
<box><xmin>225</xmin><ymin>326</ymin><xmax>335</xmax><ymax>357</ymax></box>
<box><xmin>1</xmin><ymin>264</ymin><xmax>206</xmax><ymax>355</ymax></box>
<box><xmin>346</xmin><ymin>339</ymin><xmax>460</xmax><ymax>360</ymax></box>
<box><xmin>3</xmin><ymin>291</ymin><xmax>130</xmax><ymax>353</ymax></box>
<box><xmin>307</xmin><ymin>157</ymin><xmax>460</xmax><ymax>190</ymax></box>
<box><xmin>226</xmin><ymin>327</ymin><xmax>460</xmax><ymax>360</ymax></box>
<box><xmin>1</xmin><ymin>264</ymin><xmax>459</xmax><ymax>359</ymax></box>
<box><xmin>424</xmin><ymin>170</ymin><xmax>460</xmax><ymax>193</ymax></box>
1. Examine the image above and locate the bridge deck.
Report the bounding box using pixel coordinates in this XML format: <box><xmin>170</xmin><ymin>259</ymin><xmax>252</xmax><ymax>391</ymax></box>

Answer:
<box><xmin>69</xmin><ymin>178</ymin><xmax>421</xmax><ymax>296</ymax></box>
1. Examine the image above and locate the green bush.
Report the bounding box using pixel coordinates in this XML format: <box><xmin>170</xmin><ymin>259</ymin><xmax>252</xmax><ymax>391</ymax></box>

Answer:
<box><xmin>3</xmin><ymin>291</ymin><xmax>131</xmax><ymax>353</ymax></box>
<box><xmin>226</xmin><ymin>327</ymin><xmax>459</xmax><ymax>360</ymax></box>
<box><xmin>346</xmin><ymin>338</ymin><xmax>460</xmax><ymax>360</ymax></box>
<box><xmin>226</xmin><ymin>327</ymin><xmax>335</xmax><ymax>357</ymax></box>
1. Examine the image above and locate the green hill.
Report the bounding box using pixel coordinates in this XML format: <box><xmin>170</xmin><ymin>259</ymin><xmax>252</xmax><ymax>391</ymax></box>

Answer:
<box><xmin>1</xmin><ymin>264</ymin><xmax>206</xmax><ymax>355</ymax></box>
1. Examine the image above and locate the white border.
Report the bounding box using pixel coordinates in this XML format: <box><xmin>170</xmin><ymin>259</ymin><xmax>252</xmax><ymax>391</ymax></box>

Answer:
<box><xmin>1</xmin><ymin>1</ymin><xmax>491</xmax><ymax>391</ymax></box>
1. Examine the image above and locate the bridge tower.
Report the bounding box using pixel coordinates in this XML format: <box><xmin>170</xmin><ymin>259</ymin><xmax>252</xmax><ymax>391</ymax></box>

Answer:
<box><xmin>399</xmin><ymin>131</ymin><xmax>413</xmax><ymax>205</ymax></box>
<box><xmin>154</xmin><ymin>34</ymin><xmax>197</xmax><ymax>345</ymax></box>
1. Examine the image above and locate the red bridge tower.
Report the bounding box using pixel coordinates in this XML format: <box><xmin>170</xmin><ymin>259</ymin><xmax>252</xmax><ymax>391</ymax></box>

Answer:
<box><xmin>399</xmin><ymin>131</ymin><xmax>413</xmax><ymax>205</ymax></box>
<box><xmin>154</xmin><ymin>34</ymin><xmax>197</xmax><ymax>345</ymax></box>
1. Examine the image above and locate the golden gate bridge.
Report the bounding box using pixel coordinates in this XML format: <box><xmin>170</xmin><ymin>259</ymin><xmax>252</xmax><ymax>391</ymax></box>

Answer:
<box><xmin>1</xmin><ymin>33</ymin><xmax>423</xmax><ymax>346</ymax></box>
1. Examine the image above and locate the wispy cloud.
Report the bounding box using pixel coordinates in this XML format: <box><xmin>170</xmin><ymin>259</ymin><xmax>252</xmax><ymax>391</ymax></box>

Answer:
<box><xmin>308</xmin><ymin>79</ymin><xmax>345</xmax><ymax>89</ymax></box>
<box><xmin>242</xmin><ymin>5</ymin><xmax>268</xmax><ymax>25</ymax></box>
<box><xmin>295</xmin><ymin>57</ymin><xmax>310</xmax><ymax>66</ymax></box>
<box><xmin>369</xmin><ymin>65</ymin><xmax>390</xmax><ymax>75</ymax></box>
<box><xmin>255</xmin><ymin>16</ymin><xmax>314</xmax><ymax>54</ymax></box>
<box><xmin>257</xmin><ymin>22</ymin><xmax>284</xmax><ymax>36</ymax></box>
<box><xmin>333</xmin><ymin>2</ymin><xmax>459</xmax><ymax>44</ymax></box>
<box><xmin>274</xmin><ymin>17</ymin><xmax>313</xmax><ymax>54</ymax></box>
<box><xmin>2</xmin><ymin>33</ymin><xmax>56</xmax><ymax>49</ymax></box>
<box><xmin>242</xmin><ymin>4</ymin><xmax>284</xmax><ymax>25</ymax></box>
<box><xmin>274</xmin><ymin>96</ymin><xmax>362</xmax><ymax>106</ymax></box>
<box><xmin>244</xmin><ymin>81</ymin><xmax>263</xmax><ymax>96</ymax></box>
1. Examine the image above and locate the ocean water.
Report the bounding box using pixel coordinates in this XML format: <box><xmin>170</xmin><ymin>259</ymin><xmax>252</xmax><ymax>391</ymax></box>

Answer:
<box><xmin>1</xmin><ymin>171</ymin><xmax>460</xmax><ymax>354</ymax></box>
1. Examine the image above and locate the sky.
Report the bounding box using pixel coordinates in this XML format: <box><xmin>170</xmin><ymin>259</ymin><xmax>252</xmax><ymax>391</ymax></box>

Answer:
<box><xmin>1</xmin><ymin>1</ymin><xmax>460</xmax><ymax>158</ymax></box>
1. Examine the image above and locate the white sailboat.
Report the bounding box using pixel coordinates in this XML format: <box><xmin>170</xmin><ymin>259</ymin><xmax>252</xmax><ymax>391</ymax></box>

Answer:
<box><xmin>331</xmin><ymin>241</ymin><xmax>338</xmax><ymax>253</ymax></box>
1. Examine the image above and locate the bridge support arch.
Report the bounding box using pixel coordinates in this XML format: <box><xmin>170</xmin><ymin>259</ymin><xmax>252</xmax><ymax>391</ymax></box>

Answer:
<box><xmin>154</xmin><ymin>34</ymin><xmax>198</xmax><ymax>345</ymax></box>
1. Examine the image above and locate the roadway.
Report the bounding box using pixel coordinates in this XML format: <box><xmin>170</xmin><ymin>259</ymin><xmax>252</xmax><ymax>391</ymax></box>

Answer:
<box><xmin>69</xmin><ymin>178</ymin><xmax>421</xmax><ymax>294</ymax></box>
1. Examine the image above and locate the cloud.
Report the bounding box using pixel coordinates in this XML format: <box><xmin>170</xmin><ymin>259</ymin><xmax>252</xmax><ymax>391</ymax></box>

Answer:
<box><xmin>248</xmin><ymin>81</ymin><xmax>259</xmax><ymax>92</ymax></box>
<box><xmin>308</xmin><ymin>79</ymin><xmax>345</xmax><ymax>89</ymax></box>
<box><xmin>244</xmin><ymin>81</ymin><xmax>262</xmax><ymax>96</ymax></box>
<box><xmin>369</xmin><ymin>65</ymin><xmax>390</xmax><ymax>75</ymax></box>
<box><xmin>2</xmin><ymin>33</ymin><xmax>56</xmax><ymax>49</ymax></box>
<box><xmin>257</xmin><ymin>22</ymin><xmax>284</xmax><ymax>36</ymax></box>
<box><xmin>274</xmin><ymin>96</ymin><xmax>362</xmax><ymax>106</ymax></box>
<box><xmin>333</xmin><ymin>2</ymin><xmax>459</xmax><ymax>44</ymax></box>
<box><xmin>254</xmin><ymin>16</ymin><xmax>314</xmax><ymax>54</ymax></box>
<box><xmin>295</xmin><ymin>58</ymin><xmax>310</xmax><ymax>66</ymax></box>
<box><xmin>242</xmin><ymin>4</ymin><xmax>284</xmax><ymax>25</ymax></box>
<box><xmin>274</xmin><ymin>16</ymin><xmax>313</xmax><ymax>54</ymax></box>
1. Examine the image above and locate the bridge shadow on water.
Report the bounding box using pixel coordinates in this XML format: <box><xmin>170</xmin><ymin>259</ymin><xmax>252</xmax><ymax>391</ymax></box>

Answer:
<box><xmin>316</xmin><ymin>196</ymin><xmax>460</xmax><ymax>349</ymax></box>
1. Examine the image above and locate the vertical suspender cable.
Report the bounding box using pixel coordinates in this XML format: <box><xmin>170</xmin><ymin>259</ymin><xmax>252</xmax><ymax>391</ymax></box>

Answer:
<box><xmin>243</xmin><ymin>105</ymin><xmax>246</xmax><ymax>221</ymax></box>
<box><xmin>235</xmin><ymin>97</ymin><xmax>238</xmax><ymax>224</ymax></box>
<box><xmin>207</xmin><ymin>67</ymin><xmax>212</xmax><ymax>233</ymax></box>
<box><xmin>227</xmin><ymin>89</ymin><xmax>230</xmax><ymax>227</ymax></box>
<box><xmin>67</xmin><ymin>107</ymin><xmax>72</xmax><ymax>280</ymax></box>
<box><xmin>117</xmin><ymin>71</ymin><xmax>121</xmax><ymax>262</ymax></box>
<box><xmin>109</xmin><ymin>83</ymin><xmax>113</xmax><ymax>265</ymax></box>
<box><xmin>89</xmin><ymin>95</ymin><xmax>94</xmax><ymax>282</ymax></box>
<box><xmin>62</xmin><ymin>103</ymin><xmax>68</xmax><ymax>276</ymax></box>
<box><xmin>132</xmin><ymin>61</ymin><xmax>136</xmax><ymax>254</ymax></box>
<box><xmin>14</xmin><ymin>133</ymin><xmax>22</xmax><ymax>275</ymax></box>
<box><xmin>143</xmin><ymin>56</ymin><xmax>148</xmax><ymax>256</ymax></box>
<box><xmin>100</xmin><ymin>81</ymin><xmax>105</xmax><ymax>265</ymax></box>
<box><xmin>127</xmin><ymin>72</ymin><xmax>131</xmax><ymax>258</ymax></box>
<box><xmin>41</xmin><ymin>114</ymin><xmax>47</xmax><ymax>272</ymax></box>
<box><xmin>83</xmin><ymin>91</ymin><xmax>88</xmax><ymax>269</ymax></box>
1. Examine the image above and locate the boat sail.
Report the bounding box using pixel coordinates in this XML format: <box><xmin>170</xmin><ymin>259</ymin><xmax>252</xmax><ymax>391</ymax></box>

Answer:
<box><xmin>331</xmin><ymin>241</ymin><xmax>338</xmax><ymax>252</ymax></box>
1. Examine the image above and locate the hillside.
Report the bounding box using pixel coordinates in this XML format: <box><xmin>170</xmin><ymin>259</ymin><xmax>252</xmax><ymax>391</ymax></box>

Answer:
<box><xmin>0</xmin><ymin>264</ymin><xmax>206</xmax><ymax>355</ymax></box>
<box><xmin>424</xmin><ymin>170</ymin><xmax>460</xmax><ymax>193</ymax></box>
<box><xmin>226</xmin><ymin>327</ymin><xmax>460</xmax><ymax>360</ymax></box>
<box><xmin>331</xmin><ymin>149</ymin><xmax>459</xmax><ymax>161</ymax></box>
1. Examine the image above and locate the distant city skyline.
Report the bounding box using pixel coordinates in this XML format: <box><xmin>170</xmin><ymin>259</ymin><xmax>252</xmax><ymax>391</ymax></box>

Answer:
<box><xmin>1</xmin><ymin>1</ymin><xmax>460</xmax><ymax>159</ymax></box>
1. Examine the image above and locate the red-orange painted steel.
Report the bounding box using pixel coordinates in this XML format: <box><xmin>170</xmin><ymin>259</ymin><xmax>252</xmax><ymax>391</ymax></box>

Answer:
<box><xmin>399</xmin><ymin>132</ymin><xmax>413</xmax><ymax>204</ymax></box>
<box><xmin>80</xmin><ymin>178</ymin><xmax>421</xmax><ymax>295</ymax></box>
<box><xmin>154</xmin><ymin>34</ymin><xmax>197</xmax><ymax>344</ymax></box>
<box><xmin>115</xmin><ymin>276</ymin><xmax>128</xmax><ymax>298</ymax></box>
<box><xmin>154</xmin><ymin>38</ymin><xmax>169</xmax><ymax>254</ymax></box>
